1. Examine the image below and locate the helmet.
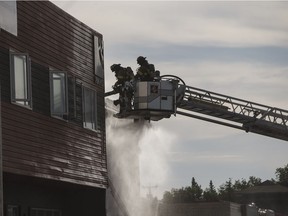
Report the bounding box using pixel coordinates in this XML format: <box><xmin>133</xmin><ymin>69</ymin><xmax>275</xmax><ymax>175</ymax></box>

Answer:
<box><xmin>137</xmin><ymin>56</ymin><xmax>147</xmax><ymax>65</ymax></box>
<box><xmin>110</xmin><ymin>64</ymin><xmax>121</xmax><ymax>72</ymax></box>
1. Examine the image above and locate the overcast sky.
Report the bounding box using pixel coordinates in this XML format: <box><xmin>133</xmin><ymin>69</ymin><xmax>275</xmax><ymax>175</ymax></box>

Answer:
<box><xmin>52</xmin><ymin>1</ymin><xmax>288</xmax><ymax>198</ymax></box>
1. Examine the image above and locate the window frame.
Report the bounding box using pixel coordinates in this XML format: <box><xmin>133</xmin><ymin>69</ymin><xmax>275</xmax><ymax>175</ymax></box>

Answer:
<box><xmin>10</xmin><ymin>52</ymin><xmax>32</xmax><ymax>109</ymax></box>
<box><xmin>6</xmin><ymin>205</ymin><xmax>20</xmax><ymax>216</ymax></box>
<box><xmin>49</xmin><ymin>71</ymin><xmax>68</xmax><ymax>120</ymax></box>
<box><xmin>94</xmin><ymin>35</ymin><xmax>104</xmax><ymax>80</ymax></box>
<box><xmin>30</xmin><ymin>207</ymin><xmax>61</xmax><ymax>216</ymax></box>
<box><xmin>82</xmin><ymin>86</ymin><xmax>98</xmax><ymax>131</ymax></box>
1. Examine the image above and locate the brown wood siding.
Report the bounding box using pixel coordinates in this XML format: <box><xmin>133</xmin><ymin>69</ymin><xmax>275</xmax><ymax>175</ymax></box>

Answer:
<box><xmin>0</xmin><ymin>1</ymin><xmax>107</xmax><ymax>188</ymax></box>
<box><xmin>0</xmin><ymin>1</ymin><xmax>103</xmax><ymax>90</ymax></box>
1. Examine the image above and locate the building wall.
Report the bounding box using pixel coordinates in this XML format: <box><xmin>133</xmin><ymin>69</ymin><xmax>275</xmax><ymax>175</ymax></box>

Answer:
<box><xmin>0</xmin><ymin>0</ymin><xmax>107</xmax><ymax>189</ymax></box>
<box><xmin>158</xmin><ymin>202</ymin><xmax>242</xmax><ymax>216</ymax></box>
<box><xmin>237</xmin><ymin>193</ymin><xmax>288</xmax><ymax>215</ymax></box>
<box><xmin>3</xmin><ymin>173</ymin><xmax>106</xmax><ymax>216</ymax></box>
<box><xmin>0</xmin><ymin>1</ymin><xmax>103</xmax><ymax>86</ymax></box>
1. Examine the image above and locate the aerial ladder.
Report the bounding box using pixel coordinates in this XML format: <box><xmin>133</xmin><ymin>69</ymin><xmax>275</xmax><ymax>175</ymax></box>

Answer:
<box><xmin>105</xmin><ymin>75</ymin><xmax>288</xmax><ymax>142</ymax></box>
<box><xmin>178</xmin><ymin>84</ymin><xmax>288</xmax><ymax>141</ymax></box>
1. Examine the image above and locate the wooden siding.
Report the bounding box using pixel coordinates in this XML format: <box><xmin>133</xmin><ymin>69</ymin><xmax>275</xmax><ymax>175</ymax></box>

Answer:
<box><xmin>0</xmin><ymin>1</ymin><xmax>103</xmax><ymax>89</ymax></box>
<box><xmin>0</xmin><ymin>1</ymin><xmax>107</xmax><ymax>188</ymax></box>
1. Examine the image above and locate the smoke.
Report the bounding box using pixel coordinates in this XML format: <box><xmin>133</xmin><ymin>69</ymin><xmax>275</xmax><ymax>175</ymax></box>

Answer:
<box><xmin>105</xmin><ymin>100</ymin><xmax>175</xmax><ymax>216</ymax></box>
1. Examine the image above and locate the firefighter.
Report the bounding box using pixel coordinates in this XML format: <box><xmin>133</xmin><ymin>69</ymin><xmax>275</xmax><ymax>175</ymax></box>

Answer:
<box><xmin>110</xmin><ymin>64</ymin><xmax>134</xmax><ymax>111</ymax></box>
<box><xmin>135</xmin><ymin>56</ymin><xmax>161</xmax><ymax>81</ymax></box>
<box><xmin>135</xmin><ymin>56</ymin><xmax>155</xmax><ymax>81</ymax></box>
<box><xmin>111</xmin><ymin>63</ymin><xmax>131</xmax><ymax>84</ymax></box>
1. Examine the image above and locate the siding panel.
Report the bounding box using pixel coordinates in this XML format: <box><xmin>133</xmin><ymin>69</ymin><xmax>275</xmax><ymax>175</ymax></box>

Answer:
<box><xmin>0</xmin><ymin>1</ymin><xmax>107</xmax><ymax>188</ymax></box>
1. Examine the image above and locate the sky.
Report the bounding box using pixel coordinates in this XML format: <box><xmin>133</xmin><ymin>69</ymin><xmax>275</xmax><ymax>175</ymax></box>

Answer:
<box><xmin>52</xmin><ymin>0</ymin><xmax>288</xmax><ymax>198</ymax></box>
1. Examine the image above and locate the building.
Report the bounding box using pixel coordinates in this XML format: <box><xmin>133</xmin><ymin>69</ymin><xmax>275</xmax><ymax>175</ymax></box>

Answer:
<box><xmin>158</xmin><ymin>202</ymin><xmax>243</xmax><ymax>216</ymax></box>
<box><xmin>235</xmin><ymin>180</ymin><xmax>288</xmax><ymax>215</ymax></box>
<box><xmin>0</xmin><ymin>1</ymin><xmax>107</xmax><ymax>216</ymax></box>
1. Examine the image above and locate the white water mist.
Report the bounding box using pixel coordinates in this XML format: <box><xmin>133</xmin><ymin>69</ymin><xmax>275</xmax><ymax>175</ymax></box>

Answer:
<box><xmin>139</xmin><ymin>124</ymin><xmax>175</xmax><ymax>199</ymax></box>
<box><xmin>105</xmin><ymin>100</ymin><xmax>175</xmax><ymax>216</ymax></box>
<box><xmin>106</xmin><ymin>102</ymin><xmax>146</xmax><ymax>216</ymax></box>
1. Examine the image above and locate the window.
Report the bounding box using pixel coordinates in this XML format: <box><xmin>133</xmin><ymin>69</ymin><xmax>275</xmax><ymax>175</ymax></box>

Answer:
<box><xmin>0</xmin><ymin>1</ymin><xmax>18</xmax><ymax>36</ymax></box>
<box><xmin>30</xmin><ymin>208</ymin><xmax>61</xmax><ymax>216</ymax></box>
<box><xmin>10</xmin><ymin>53</ymin><xmax>32</xmax><ymax>108</ymax></box>
<box><xmin>94</xmin><ymin>36</ymin><xmax>104</xmax><ymax>79</ymax></box>
<box><xmin>50</xmin><ymin>71</ymin><xmax>68</xmax><ymax>119</ymax></box>
<box><xmin>83</xmin><ymin>87</ymin><xmax>97</xmax><ymax>130</ymax></box>
<box><xmin>6</xmin><ymin>205</ymin><xmax>19</xmax><ymax>216</ymax></box>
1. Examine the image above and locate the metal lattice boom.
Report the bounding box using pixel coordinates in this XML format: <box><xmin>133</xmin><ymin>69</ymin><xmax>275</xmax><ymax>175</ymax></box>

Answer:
<box><xmin>177</xmin><ymin>85</ymin><xmax>288</xmax><ymax>141</ymax></box>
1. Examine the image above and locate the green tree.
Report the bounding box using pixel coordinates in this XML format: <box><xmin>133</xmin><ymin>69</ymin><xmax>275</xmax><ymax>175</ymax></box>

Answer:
<box><xmin>162</xmin><ymin>191</ymin><xmax>173</xmax><ymax>203</ymax></box>
<box><xmin>275</xmin><ymin>163</ymin><xmax>288</xmax><ymax>186</ymax></box>
<box><xmin>218</xmin><ymin>178</ymin><xmax>234</xmax><ymax>202</ymax></box>
<box><xmin>233</xmin><ymin>178</ymin><xmax>248</xmax><ymax>191</ymax></box>
<box><xmin>191</xmin><ymin>177</ymin><xmax>203</xmax><ymax>201</ymax></box>
<box><xmin>247</xmin><ymin>176</ymin><xmax>262</xmax><ymax>187</ymax></box>
<box><xmin>203</xmin><ymin>180</ymin><xmax>218</xmax><ymax>201</ymax></box>
<box><xmin>162</xmin><ymin>175</ymin><xmax>265</xmax><ymax>203</ymax></box>
<box><xmin>233</xmin><ymin>176</ymin><xmax>261</xmax><ymax>191</ymax></box>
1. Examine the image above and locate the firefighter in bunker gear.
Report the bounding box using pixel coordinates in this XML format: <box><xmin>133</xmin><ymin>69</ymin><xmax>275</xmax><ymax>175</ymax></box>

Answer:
<box><xmin>111</xmin><ymin>64</ymin><xmax>134</xmax><ymax>87</ymax></box>
<box><xmin>135</xmin><ymin>56</ymin><xmax>160</xmax><ymax>81</ymax></box>
<box><xmin>110</xmin><ymin>64</ymin><xmax>134</xmax><ymax>111</ymax></box>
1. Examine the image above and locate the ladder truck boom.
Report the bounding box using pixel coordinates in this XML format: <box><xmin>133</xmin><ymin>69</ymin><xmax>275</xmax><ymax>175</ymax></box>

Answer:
<box><xmin>105</xmin><ymin>74</ymin><xmax>288</xmax><ymax>142</ymax></box>
<box><xmin>177</xmin><ymin>84</ymin><xmax>288</xmax><ymax>142</ymax></box>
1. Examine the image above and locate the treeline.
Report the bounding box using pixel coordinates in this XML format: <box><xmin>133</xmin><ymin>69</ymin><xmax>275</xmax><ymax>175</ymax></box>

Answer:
<box><xmin>162</xmin><ymin>163</ymin><xmax>288</xmax><ymax>203</ymax></box>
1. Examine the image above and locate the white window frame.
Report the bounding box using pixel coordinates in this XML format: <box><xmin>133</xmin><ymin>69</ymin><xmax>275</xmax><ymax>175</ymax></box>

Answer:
<box><xmin>10</xmin><ymin>52</ymin><xmax>32</xmax><ymax>108</ymax></box>
<box><xmin>50</xmin><ymin>71</ymin><xmax>68</xmax><ymax>119</ymax></box>
<box><xmin>83</xmin><ymin>87</ymin><xmax>97</xmax><ymax>130</ymax></box>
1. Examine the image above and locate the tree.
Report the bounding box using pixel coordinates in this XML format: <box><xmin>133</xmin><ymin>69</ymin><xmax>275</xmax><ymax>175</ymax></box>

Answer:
<box><xmin>191</xmin><ymin>177</ymin><xmax>203</xmax><ymax>201</ymax></box>
<box><xmin>218</xmin><ymin>178</ymin><xmax>234</xmax><ymax>202</ymax></box>
<box><xmin>161</xmin><ymin>174</ymin><xmax>265</xmax><ymax>203</ymax></box>
<box><xmin>203</xmin><ymin>180</ymin><xmax>218</xmax><ymax>201</ymax></box>
<box><xmin>233</xmin><ymin>176</ymin><xmax>261</xmax><ymax>191</ymax></box>
<box><xmin>275</xmin><ymin>163</ymin><xmax>288</xmax><ymax>186</ymax></box>
<box><xmin>162</xmin><ymin>178</ymin><xmax>204</xmax><ymax>203</ymax></box>
<box><xmin>233</xmin><ymin>178</ymin><xmax>248</xmax><ymax>191</ymax></box>
<box><xmin>247</xmin><ymin>176</ymin><xmax>262</xmax><ymax>187</ymax></box>
<box><xmin>162</xmin><ymin>191</ymin><xmax>173</xmax><ymax>203</ymax></box>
